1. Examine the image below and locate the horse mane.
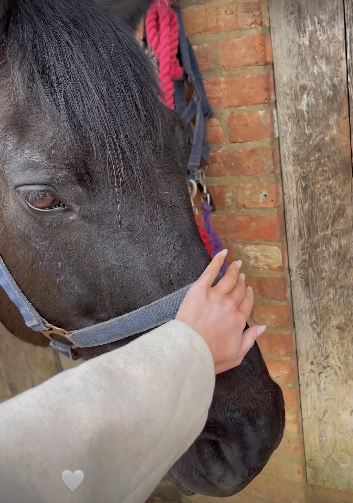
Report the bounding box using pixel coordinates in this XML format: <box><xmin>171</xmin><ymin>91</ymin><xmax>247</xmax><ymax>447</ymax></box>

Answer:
<box><xmin>2</xmin><ymin>0</ymin><xmax>168</xmax><ymax>186</ymax></box>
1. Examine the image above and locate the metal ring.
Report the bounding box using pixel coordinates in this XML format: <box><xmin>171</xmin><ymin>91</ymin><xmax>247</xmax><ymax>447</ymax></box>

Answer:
<box><xmin>188</xmin><ymin>179</ymin><xmax>197</xmax><ymax>201</ymax></box>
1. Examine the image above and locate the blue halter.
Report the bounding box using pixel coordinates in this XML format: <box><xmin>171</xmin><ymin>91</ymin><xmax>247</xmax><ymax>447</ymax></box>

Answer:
<box><xmin>0</xmin><ymin>255</ymin><xmax>192</xmax><ymax>358</ymax></box>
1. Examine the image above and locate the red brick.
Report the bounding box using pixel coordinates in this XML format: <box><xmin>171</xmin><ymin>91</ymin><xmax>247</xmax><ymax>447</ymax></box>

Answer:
<box><xmin>285</xmin><ymin>412</ymin><xmax>303</xmax><ymax>437</ymax></box>
<box><xmin>135</xmin><ymin>21</ymin><xmax>144</xmax><ymax>44</ymax></box>
<box><xmin>248</xmin><ymin>275</ymin><xmax>288</xmax><ymax>300</ymax></box>
<box><xmin>193</xmin><ymin>44</ymin><xmax>214</xmax><ymax>72</ymax></box>
<box><xmin>262</xmin><ymin>458</ymin><xmax>305</xmax><ymax>483</ymax></box>
<box><xmin>252</xmin><ymin>304</ymin><xmax>293</xmax><ymax>328</ymax></box>
<box><xmin>207</xmin><ymin>117</ymin><xmax>225</xmax><ymax>145</ymax></box>
<box><xmin>208</xmin><ymin>146</ymin><xmax>279</xmax><ymax>177</ymax></box>
<box><xmin>236</xmin><ymin>181</ymin><xmax>282</xmax><ymax>208</ymax></box>
<box><xmin>212</xmin><ymin>213</ymin><xmax>284</xmax><ymax>241</ymax></box>
<box><xmin>205</xmin><ymin>72</ymin><xmax>274</xmax><ymax>108</ymax></box>
<box><xmin>272</xmin><ymin>143</ymin><xmax>281</xmax><ymax>171</ymax></box>
<box><xmin>282</xmin><ymin>386</ymin><xmax>301</xmax><ymax>412</ymax></box>
<box><xmin>229</xmin><ymin>109</ymin><xmax>275</xmax><ymax>143</ymax></box>
<box><xmin>219</xmin><ymin>34</ymin><xmax>272</xmax><ymax>69</ymax></box>
<box><xmin>208</xmin><ymin>185</ymin><xmax>233</xmax><ymax>210</ymax></box>
<box><xmin>267</xmin><ymin>460</ymin><xmax>306</xmax><ymax>482</ymax></box>
<box><xmin>183</xmin><ymin>0</ymin><xmax>269</xmax><ymax>36</ymax></box>
<box><xmin>234</xmin><ymin>243</ymin><xmax>284</xmax><ymax>271</ymax></box>
<box><xmin>281</xmin><ymin>240</ymin><xmax>289</xmax><ymax>272</ymax></box>
<box><xmin>265</xmin><ymin>33</ymin><xmax>273</xmax><ymax>62</ymax></box>
<box><xmin>274</xmin><ymin>432</ymin><xmax>304</xmax><ymax>458</ymax></box>
<box><xmin>266</xmin><ymin>358</ymin><xmax>298</xmax><ymax>385</ymax></box>
<box><xmin>257</xmin><ymin>332</ymin><xmax>295</xmax><ymax>357</ymax></box>
<box><xmin>224</xmin><ymin>244</ymin><xmax>242</xmax><ymax>265</ymax></box>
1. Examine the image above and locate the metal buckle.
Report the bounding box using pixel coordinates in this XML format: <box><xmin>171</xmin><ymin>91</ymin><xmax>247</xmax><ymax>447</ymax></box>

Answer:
<box><xmin>188</xmin><ymin>179</ymin><xmax>198</xmax><ymax>214</ymax></box>
<box><xmin>42</xmin><ymin>324</ymin><xmax>70</xmax><ymax>341</ymax></box>
<box><xmin>198</xmin><ymin>168</ymin><xmax>215</xmax><ymax>211</ymax></box>
<box><xmin>43</xmin><ymin>325</ymin><xmax>77</xmax><ymax>359</ymax></box>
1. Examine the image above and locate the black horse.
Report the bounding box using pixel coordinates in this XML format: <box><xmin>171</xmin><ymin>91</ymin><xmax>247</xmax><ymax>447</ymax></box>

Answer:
<box><xmin>0</xmin><ymin>0</ymin><xmax>285</xmax><ymax>497</ymax></box>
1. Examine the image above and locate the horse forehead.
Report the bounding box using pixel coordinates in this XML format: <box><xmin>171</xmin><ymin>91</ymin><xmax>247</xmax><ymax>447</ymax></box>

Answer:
<box><xmin>2</xmin><ymin>103</ymin><xmax>59</xmax><ymax>145</ymax></box>
<box><xmin>0</xmin><ymin>105</ymin><xmax>81</xmax><ymax>172</ymax></box>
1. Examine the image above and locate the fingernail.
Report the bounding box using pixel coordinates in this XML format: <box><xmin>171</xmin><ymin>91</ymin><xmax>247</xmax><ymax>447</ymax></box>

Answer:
<box><xmin>235</xmin><ymin>260</ymin><xmax>242</xmax><ymax>269</ymax></box>
<box><xmin>239</xmin><ymin>272</ymin><xmax>245</xmax><ymax>281</ymax></box>
<box><xmin>219</xmin><ymin>249</ymin><xmax>228</xmax><ymax>257</ymax></box>
<box><xmin>247</xmin><ymin>286</ymin><xmax>253</xmax><ymax>293</ymax></box>
<box><xmin>256</xmin><ymin>325</ymin><xmax>267</xmax><ymax>336</ymax></box>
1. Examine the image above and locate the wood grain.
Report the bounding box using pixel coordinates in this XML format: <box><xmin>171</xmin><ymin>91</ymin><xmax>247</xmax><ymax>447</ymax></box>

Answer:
<box><xmin>269</xmin><ymin>0</ymin><xmax>353</xmax><ymax>491</ymax></box>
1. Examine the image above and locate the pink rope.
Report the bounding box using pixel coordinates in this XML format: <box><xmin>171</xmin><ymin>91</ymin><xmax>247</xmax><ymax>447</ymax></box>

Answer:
<box><xmin>145</xmin><ymin>0</ymin><xmax>184</xmax><ymax>109</ymax></box>
<box><xmin>146</xmin><ymin>3</ymin><xmax>226</xmax><ymax>271</ymax></box>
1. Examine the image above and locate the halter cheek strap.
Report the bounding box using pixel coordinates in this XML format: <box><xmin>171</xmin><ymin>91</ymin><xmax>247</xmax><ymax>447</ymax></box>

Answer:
<box><xmin>0</xmin><ymin>255</ymin><xmax>192</xmax><ymax>358</ymax></box>
<box><xmin>0</xmin><ymin>256</ymin><xmax>48</xmax><ymax>332</ymax></box>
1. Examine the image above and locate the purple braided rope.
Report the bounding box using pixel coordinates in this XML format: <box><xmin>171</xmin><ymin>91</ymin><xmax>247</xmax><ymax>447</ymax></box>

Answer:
<box><xmin>202</xmin><ymin>201</ymin><xmax>228</xmax><ymax>274</ymax></box>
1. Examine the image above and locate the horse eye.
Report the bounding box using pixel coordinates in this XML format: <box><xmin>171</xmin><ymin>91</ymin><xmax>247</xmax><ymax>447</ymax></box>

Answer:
<box><xmin>18</xmin><ymin>188</ymin><xmax>68</xmax><ymax>212</ymax></box>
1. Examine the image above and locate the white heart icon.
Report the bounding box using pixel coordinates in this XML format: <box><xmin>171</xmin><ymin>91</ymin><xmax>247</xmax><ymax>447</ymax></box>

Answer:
<box><xmin>61</xmin><ymin>469</ymin><xmax>85</xmax><ymax>492</ymax></box>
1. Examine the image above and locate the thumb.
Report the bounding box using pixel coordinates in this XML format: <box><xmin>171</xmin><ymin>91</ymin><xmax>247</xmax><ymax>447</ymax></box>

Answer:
<box><xmin>238</xmin><ymin>325</ymin><xmax>266</xmax><ymax>358</ymax></box>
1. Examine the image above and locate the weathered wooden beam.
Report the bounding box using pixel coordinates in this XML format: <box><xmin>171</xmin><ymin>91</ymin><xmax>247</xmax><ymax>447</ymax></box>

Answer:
<box><xmin>269</xmin><ymin>0</ymin><xmax>353</xmax><ymax>491</ymax></box>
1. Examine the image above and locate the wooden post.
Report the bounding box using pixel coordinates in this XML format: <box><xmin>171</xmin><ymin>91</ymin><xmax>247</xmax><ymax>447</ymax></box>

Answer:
<box><xmin>269</xmin><ymin>0</ymin><xmax>353</xmax><ymax>491</ymax></box>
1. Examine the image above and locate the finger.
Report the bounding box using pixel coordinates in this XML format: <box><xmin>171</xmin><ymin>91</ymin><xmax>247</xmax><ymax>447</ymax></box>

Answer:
<box><xmin>237</xmin><ymin>285</ymin><xmax>254</xmax><ymax>318</ymax></box>
<box><xmin>237</xmin><ymin>325</ymin><xmax>266</xmax><ymax>362</ymax></box>
<box><xmin>228</xmin><ymin>272</ymin><xmax>247</xmax><ymax>306</ymax></box>
<box><xmin>213</xmin><ymin>260</ymin><xmax>242</xmax><ymax>295</ymax></box>
<box><xmin>197</xmin><ymin>249</ymin><xmax>228</xmax><ymax>289</ymax></box>
<box><xmin>215</xmin><ymin>324</ymin><xmax>264</xmax><ymax>374</ymax></box>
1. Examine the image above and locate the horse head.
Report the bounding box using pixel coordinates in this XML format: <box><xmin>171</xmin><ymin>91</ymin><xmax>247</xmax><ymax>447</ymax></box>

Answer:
<box><xmin>0</xmin><ymin>0</ymin><xmax>285</xmax><ymax>496</ymax></box>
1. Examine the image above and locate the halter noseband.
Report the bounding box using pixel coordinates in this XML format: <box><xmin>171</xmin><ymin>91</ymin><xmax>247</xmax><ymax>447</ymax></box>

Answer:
<box><xmin>0</xmin><ymin>255</ymin><xmax>192</xmax><ymax>358</ymax></box>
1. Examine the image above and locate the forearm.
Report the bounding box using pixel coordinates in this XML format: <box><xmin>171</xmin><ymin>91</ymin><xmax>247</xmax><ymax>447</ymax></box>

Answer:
<box><xmin>0</xmin><ymin>320</ymin><xmax>215</xmax><ymax>503</ymax></box>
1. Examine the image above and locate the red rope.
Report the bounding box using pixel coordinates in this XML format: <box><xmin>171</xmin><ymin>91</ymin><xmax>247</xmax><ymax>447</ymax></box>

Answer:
<box><xmin>145</xmin><ymin>0</ymin><xmax>184</xmax><ymax>109</ymax></box>
<box><xmin>195</xmin><ymin>215</ymin><xmax>213</xmax><ymax>257</ymax></box>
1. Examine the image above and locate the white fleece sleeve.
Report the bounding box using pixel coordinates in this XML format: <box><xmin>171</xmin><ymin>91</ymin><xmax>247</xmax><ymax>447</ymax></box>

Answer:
<box><xmin>0</xmin><ymin>319</ymin><xmax>215</xmax><ymax>503</ymax></box>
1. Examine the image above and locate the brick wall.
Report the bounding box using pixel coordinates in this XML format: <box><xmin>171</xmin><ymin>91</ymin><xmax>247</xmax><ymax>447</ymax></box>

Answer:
<box><xmin>180</xmin><ymin>1</ymin><xmax>307</xmax><ymax>502</ymax></box>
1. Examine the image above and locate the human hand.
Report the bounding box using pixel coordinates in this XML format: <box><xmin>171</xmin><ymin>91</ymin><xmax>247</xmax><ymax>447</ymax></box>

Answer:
<box><xmin>176</xmin><ymin>250</ymin><xmax>266</xmax><ymax>374</ymax></box>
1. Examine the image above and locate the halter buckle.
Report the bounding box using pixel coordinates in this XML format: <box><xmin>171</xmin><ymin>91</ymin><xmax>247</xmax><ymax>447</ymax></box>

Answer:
<box><xmin>43</xmin><ymin>325</ymin><xmax>77</xmax><ymax>359</ymax></box>
<box><xmin>42</xmin><ymin>324</ymin><xmax>70</xmax><ymax>341</ymax></box>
